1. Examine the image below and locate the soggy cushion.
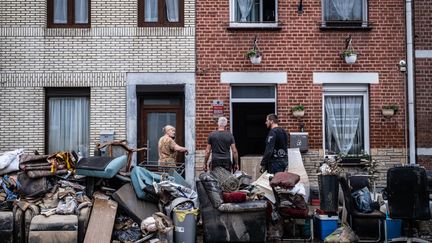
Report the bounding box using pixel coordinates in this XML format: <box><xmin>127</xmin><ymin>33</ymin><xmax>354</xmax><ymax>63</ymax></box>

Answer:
<box><xmin>76</xmin><ymin>155</ymin><xmax>127</xmax><ymax>179</ymax></box>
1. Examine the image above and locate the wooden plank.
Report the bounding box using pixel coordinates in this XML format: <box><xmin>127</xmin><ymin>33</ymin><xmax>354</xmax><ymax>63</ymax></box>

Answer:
<box><xmin>84</xmin><ymin>198</ymin><xmax>118</xmax><ymax>243</ymax></box>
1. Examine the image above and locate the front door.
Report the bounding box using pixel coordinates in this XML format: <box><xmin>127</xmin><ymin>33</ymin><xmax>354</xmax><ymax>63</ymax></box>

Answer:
<box><xmin>138</xmin><ymin>96</ymin><xmax>184</xmax><ymax>164</ymax></box>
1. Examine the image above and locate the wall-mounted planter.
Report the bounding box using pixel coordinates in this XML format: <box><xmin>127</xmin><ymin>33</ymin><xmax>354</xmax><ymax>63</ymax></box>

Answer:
<box><xmin>293</xmin><ymin>110</ymin><xmax>305</xmax><ymax>117</ymax></box>
<box><xmin>382</xmin><ymin>108</ymin><xmax>395</xmax><ymax>117</ymax></box>
<box><xmin>344</xmin><ymin>53</ymin><xmax>357</xmax><ymax>65</ymax></box>
<box><xmin>250</xmin><ymin>55</ymin><xmax>262</xmax><ymax>65</ymax></box>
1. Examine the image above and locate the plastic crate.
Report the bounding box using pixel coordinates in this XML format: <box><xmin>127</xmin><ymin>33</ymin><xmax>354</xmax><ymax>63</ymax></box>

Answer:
<box><xmin>314</xmin><ymin>214</ymin><xmax>338</xmax><ymax>241</ymax></box>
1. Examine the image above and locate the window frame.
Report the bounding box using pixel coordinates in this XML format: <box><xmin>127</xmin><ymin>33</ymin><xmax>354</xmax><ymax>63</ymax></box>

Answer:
<box><xmin>138</xmin><ymin>0</ymin><xmax>184</xmax><ymax>27</ymax></box>
<box><xmin>45</xmin><ymin>87</ymin><xmax>91</xmax><ymax>154</ymax></box>
<box><xmin>47</xmin><ymin>0</ymin><xmax>91</xmax><ymax>28</ymax></box>
<box><xmin>322</xmin><ymin>84</ymin><xmax>370</xmax><ymax>156</ymax></box>
<box><xmin>229</xmin><ymin>0</ymin><xmax>279</xmax><ymax>28</ymax></box>
<box><xmin>320</xmin><ymin>0</ymin><xmax>368</xmax><ymax>29</ymax></box>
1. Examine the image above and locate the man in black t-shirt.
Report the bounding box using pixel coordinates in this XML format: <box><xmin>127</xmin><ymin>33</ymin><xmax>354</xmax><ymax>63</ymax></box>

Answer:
<box><xmin>204</xmin><ymin>117</ymin><xmax>239</xmax><ymax>172</ymax></box>
<box><xmin>261</xmin><ymin>114</ymin><xmax>288</xmax><ymax>174</ymax></box>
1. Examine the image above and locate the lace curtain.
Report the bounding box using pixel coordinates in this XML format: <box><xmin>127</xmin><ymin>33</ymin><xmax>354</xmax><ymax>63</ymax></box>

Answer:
<box><xmin>54</xmin><ymin>0</ymin><xmax>67</xmax><ymax>23</ymax></box>
<box><xmin>165</xmin><ymin>0</ymin><xmax>179</xmax><ymax>22</ymax></box>
<box><xmin>237</xmin><ymin>0</ymin><xmax>254</xmax><ymax>22</ymax></box>
<box><xmin>324</xmin><ymin>0</ymin><xmax>362</xmax><ymax>21</ymax></box>
<box><xmin>75</xmin><ymin>0</ymin><xmax>88</xmax><ymax>23</ymax></box>
<box><xmin>325</xmin><ymin>96</ymin><xmax>363</xmax><ymax>154</ymax></box>
<box><xmin>145</xmin><ymin>0</ymin><xmax>158</xmax><ymax>22</ymax></box>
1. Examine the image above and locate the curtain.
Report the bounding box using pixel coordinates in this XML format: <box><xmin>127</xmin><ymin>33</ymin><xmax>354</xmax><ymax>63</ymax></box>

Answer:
<box><xmin>165</xmin><ymin>0</ymin><xmax>179</xmax><ymax>22</ymax></box>
<box><xmin>54</xmin><ymin>0</ymin><xmax>68</xmax><ymax>24</ymax></box>
<box><xmin>331</xmin><ymin>0</ymin><xmax>355</xmax><ymax>20</ymax></box>
<box><xmin>147</xmin><ymin>112</ymin><xmax>176</xmax><ymax>163</ymax></box>
<box><xmin>237</xmin><ymin>0</ymin><xmax>254</xmax><ymax>22</ymax></box>
<box><xmin>49</xmin><ymin>97</ymin><xmax>89</xmax><ymax>157</ymax></box>
<box><xmin>325</xmin><ymin>96</ymin><xmax>363</xmax><ymax>154</ymax></box>
<box><xmin>74</xmin><ymin>0</ymin><xmax>88</xmax><ymax>23</ymax></box>
<box><xmin>145</xmin><ymin>0</ymin><xmax>158</xmax><ymax>22</ymax></box>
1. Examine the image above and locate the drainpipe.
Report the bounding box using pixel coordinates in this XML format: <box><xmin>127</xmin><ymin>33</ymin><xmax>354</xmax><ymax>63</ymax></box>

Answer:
<box><xmin>406</xmin><ymin>0</ymin><xmax>416</xmax><ymax>164</ymax></box>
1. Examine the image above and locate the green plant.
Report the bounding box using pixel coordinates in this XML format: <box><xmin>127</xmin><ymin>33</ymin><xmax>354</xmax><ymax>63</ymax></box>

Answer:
<box><xmin>292</xmin><ymin>104</ymin><xmax>304</xmax><ymax>112</ymax></box>
<box><xmin>245</xmin><ymin>48</ymin><xmax>261</xmax><ymax>58</ymax></box>
<box><xmin>340</xmin><ymin>49</ymin><xmax>357</xmax><ymax>58</ymax></box>
<box><xmin>382</xmin><ymin>104</ymin><xmax>398</xmax><ymax>112</ymax></box>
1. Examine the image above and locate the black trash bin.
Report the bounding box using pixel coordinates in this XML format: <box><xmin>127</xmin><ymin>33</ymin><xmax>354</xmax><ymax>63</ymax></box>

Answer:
<box><xmin>318</xmin><ymin>174</ymin><xmax>339</xmax><ymax>213</ymax></box>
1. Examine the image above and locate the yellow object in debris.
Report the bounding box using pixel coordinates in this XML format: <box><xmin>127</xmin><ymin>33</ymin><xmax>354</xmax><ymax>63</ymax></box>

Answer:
<box><xmin>173</xmin><ymin>208</ymin><xmax>199</xmax><ymax>222</ymax></box>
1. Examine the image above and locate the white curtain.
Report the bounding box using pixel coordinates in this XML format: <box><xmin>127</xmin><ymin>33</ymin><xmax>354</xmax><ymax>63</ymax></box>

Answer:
<box><xmin>49</xmin><ymin>97</ymin><xmax>89</xmax><ymax>157</ymax></box>
<box><xmin>237</xmin><ymin>0</ymin><xmax>254</xmax><ymax>22</ymax></box>
<box><xmin>331</xmin><ymin>0</ymin><xmax>355</xmax><ymax>20</ymax></box>
<box><xmin>145</xmin><ymin>0</ymin><xmax>158</xmax><ymax>22</ymax></box>
<box><xmin>54</xmin><ymin>0</ymin><xmax>68</xmax><ymax>24</ymax></box>
<box><xmin>165</xmin><ymin>0</ymin><xmax>179</xmax><ymax>22</ymax></box>
<box><xmin>74</xmin><ymin>0</ymin><xmax>88</xmax><ymax>23</ymax></box>
<box><xmin>325</xmin><ymin>96</ymin><xmax>363</xmax><ymax>154</ymax></box>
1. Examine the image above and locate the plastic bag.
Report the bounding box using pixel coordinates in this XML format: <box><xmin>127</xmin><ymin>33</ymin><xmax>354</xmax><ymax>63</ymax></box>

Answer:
<box><xmin>55</xmin><ymin>196</ymin><xmax>77</xmax><ymax>214</ymax></box>
<box><xmin>351</xmin><ymin>187</ymin><xmax>373</xmax><ymax>213</ymax></box>
<box><xmin>324</xmin><ymin>224</ymin><xmax>359</xmax><ymax>243</ymax></box>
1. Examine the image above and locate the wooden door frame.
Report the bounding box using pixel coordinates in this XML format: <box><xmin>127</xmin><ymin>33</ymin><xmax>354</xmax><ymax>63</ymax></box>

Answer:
<box><xmin>137</xmin><ymin>96</ymin><xmax>184</xmax><ymax>163</ymax></box>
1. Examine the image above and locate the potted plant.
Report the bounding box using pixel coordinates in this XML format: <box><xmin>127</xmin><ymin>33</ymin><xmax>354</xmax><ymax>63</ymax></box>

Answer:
<box><xmin>246</xmin><ymin>48</ymin><xmax>262</xmax><ymax>65</ymax></box>
<box><xmin>292</xmin><ymin>104</ymin><xmax>305</xmax><ymax>117</ymax></box>
<box><xmin>341</xmin><ymin>50</ymin><xmax>358</xmax><ymax>64</ymax></box>
<box><xmin>382</xmin><ymin>104</ymin><xmax>398</xmax><ymax>117</ymax></box>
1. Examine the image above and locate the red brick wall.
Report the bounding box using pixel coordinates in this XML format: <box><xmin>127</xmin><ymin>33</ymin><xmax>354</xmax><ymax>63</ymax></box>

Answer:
<box><xmin>414</xmin><ymin>0</ymin><xmax>432</xmax><ymax>167</ymax></box>
<box><xmin>196</xmin><ymin>0</ymin><xmax>407</xmax><ymax>151</ymax></box>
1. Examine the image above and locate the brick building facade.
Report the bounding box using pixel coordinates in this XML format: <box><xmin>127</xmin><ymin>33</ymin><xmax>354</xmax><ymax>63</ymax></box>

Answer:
<box><xmin>195</xmin><ymin>0</ymin><xmax>408</xmax><ymax>186</ymax></box>
<box><xmin>414</xmin><ymin>0</ymin><xmax>432</xmax><ymax>169</ymax></box>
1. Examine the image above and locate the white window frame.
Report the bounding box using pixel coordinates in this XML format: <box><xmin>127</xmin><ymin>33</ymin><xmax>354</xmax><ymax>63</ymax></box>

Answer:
<box><xmin>322</xmin><ymin>84</ymin><xmax>370</xmax><ymax>156</ymax></box>
<box><xmin>229</xmin><ymin>0</ymin><xmax>279</xmax><ymax>28</ymax></box>
<box><xmin>320</xmin><ymin>0</ymin><xmax>368</xmax><ymax>28</ymax></box>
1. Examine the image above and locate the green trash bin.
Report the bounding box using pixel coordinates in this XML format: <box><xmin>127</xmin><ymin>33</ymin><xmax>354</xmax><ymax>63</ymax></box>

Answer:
<box><xmin>173</xmin><ymin>208</ymin><xmax>199</xmax><ymax>243</ymax></box>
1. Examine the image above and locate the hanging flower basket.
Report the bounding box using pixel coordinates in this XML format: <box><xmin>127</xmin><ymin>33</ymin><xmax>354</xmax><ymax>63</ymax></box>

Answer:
<box><xmin>292</xmin><ymin>105</ymin><xmax>305</xmax><ymax>117</ymax></box>
<box><xmin>249</xmin><ymin>54</ymin><xmax>262</xmax><ymax>65</ymax></box>
<box><xmin>382</xmin><ymin>108</ymin><xmax>395</xmax><ymax>117</ymax></box>
<box><xmin>293</xmin><ymin>110</ymin><xmax>305</xmax><ymax>117</ymax></box>
<box><xmin>340</xmin><ymin>35</ymin><xmax>359</xmax><ymax>65</ymax></box>
<box><xmin>344</xmin><ymin>53</ymin><xmax>358</xmax><ymax>64</ymax></box>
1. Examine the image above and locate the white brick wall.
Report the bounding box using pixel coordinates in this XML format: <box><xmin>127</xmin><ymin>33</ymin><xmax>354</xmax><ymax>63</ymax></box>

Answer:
<box><xmin>0</xmin><ymin>0</ymin><xmax>195</xmax><ymax>153</ymax></box>
<box><xmin>90</xmin><ymin>86</ymin><xmax>127</xmax><ymax>148</ymax></box>
<box><xmin>0</xmin><ymin>87</ymin><xmax>45</xmax><ymax>153</ymax></box>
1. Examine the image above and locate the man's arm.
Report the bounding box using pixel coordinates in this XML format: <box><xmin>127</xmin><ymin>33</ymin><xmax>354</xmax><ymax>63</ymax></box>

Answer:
<box><xmin>204</xmin><ymin>144</ymin><xmax>211</xmax><ymax>172</ymax></box>
<box><xmin>261</xmin><ymin>130</ymin><xmax>276</xmax><ymax>170</ymax></box>
<box><xmin>231</xmin><ymin>144</ymin><xmax>239</xmax><ymax>172</ymax></box>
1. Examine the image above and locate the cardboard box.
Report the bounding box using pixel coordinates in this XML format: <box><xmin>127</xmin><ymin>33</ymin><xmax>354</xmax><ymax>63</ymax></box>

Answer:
<box><xmin>314</xmin><ymin>214</ymin><xmax>338</xmax><ymax>241</ymax></box>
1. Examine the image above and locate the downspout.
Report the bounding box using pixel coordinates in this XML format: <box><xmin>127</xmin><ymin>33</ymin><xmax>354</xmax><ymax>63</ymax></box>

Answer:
<box><xmin>406</xmin><ymin>0</ymin><xmax>416</xmax><ymax>164</ymax></box>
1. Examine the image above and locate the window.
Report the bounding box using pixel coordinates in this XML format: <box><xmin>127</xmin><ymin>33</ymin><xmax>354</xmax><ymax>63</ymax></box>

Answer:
<box><xmin>47</xmin><ymin>0</ymin><xmax>90</xmax><ymax>28</ymax></box>
<box><xmin>323</xmin><ymin>85</ymin><xmax>369</xmax><ymax>155</ymax></box>
<box><xmin>45</xmin><ymin>88</ymin><xmax>90</xmax><ymax>157</ymax></box>
<box><xmin>321</xmin><ymin>0</ymin><xmax>368</xmax><ymax>28</ymax></box>
<box><xmin>229</xmin><ymin>0</ymin><xmax>278</xmax><ymax>28</ymax></box>
<box><xmin>138</xmin><ymin>0</ymin><xmax>184</xmax><ymax>27</ymax></box>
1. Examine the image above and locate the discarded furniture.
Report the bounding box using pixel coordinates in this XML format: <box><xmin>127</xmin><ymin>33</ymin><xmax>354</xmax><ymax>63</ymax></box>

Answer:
<box><xmin>130</xmin><ymin>166</ymin><xmax>161</xmax><ymax>202</ymax></box>
<box><xmin>196</xmin><ymin>176</ymin><xmax>267</xmax><ymax>242</ymax></box>
<box><xmin>29</xmin><ymin>214</ymin><xmax>78</xmax><ymax>243</ymax></box>
<box><xmin>76</xmin><ymin>155</ymin><xmax>127</xmax><ymax>197</ymax></box>
<box><xmin>387</xmin><ymin>165</ymin><xmax>431</xmax><ymax>243</ymax></box>
<box><xmin>339</xmin><ymin>176</ymin><xmax>385</xmax><ymax>242</ymax></box>
<box><xmin>0</xmin><ymin>211</ymin><xmax>13</xmax><ymax>242</ymax></box>
<box><xmin>270</xmin><ymin>172</ymin><xmax>313</xmax><ymax>241</ymax></box>
<box><xmin>112</xmin><ymin>183</ymin><xmax>159</xmax><ymax>223</ymax></box>
<box><xmin>95</xmin><ymin>140</ymin><xmax>146</xmax><ymax>172</ymax></box>
<box><xmin>84</xmin><ymin>198</ymin><xmax>118</xmax><ymax>243</ymax></box>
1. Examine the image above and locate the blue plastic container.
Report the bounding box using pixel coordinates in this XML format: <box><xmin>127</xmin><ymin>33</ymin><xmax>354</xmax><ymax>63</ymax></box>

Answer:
<box><xmin>314</xmin><ymin>214</ymin><xmax>338</xmax><ymax>241</ymax></box>
<box><xmin>386</xmin><ymin>218</ymin><xmax>402</xmax><ymax>240</ymax></box>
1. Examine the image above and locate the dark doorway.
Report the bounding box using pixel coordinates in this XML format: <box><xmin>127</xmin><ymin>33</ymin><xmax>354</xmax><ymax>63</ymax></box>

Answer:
<box><xmin>232</xmin><ymin>103</ymin><xmax>275</xmax><ymax>157</ymax></box>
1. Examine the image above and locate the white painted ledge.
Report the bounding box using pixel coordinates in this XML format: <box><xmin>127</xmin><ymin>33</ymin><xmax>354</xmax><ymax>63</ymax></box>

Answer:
<box><xmin>417</xmin><ymin>148</ymin><xmax>432</xmax><ymax>156</ymax></box>
<box><xmin>313</xmin><ymin>72</ymin><xmax>379</xmax><ymax>84</ymax></box>
<box><xmin>415</xmin><ymin>50</ymin><xmax>432</xmax><ymax>58</ymax></box>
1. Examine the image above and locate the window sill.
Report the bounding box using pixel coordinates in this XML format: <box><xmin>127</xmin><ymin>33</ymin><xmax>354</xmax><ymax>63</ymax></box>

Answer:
<box><xmin>337</xmin><ymin>161</ymin><xmax>368</xmax><ymax>167</ymax></box>
<box><xmin>319</xmin><ymin>21</ymin><xmax>373</xmax><ymax>31</ymax></box>
<box><xmin>227</xmin><ymin>22</ymin><xmax>282</xmax><ymax>31</ymax></box>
